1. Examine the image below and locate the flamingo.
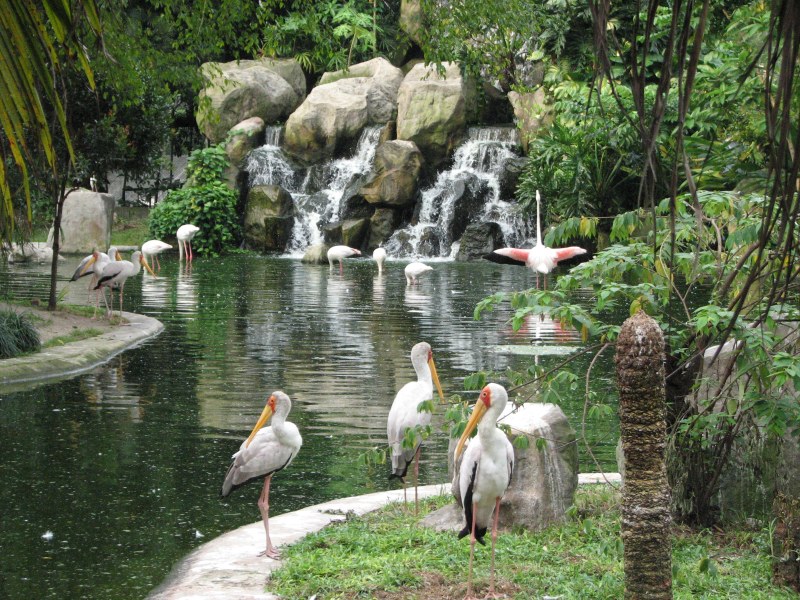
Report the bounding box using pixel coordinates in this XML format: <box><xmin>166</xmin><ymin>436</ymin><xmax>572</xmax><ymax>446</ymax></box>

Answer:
<box><xmin>141</xmin><ymin>239</ymin><xmax>172</xmax><ymax>270</ymax></box>
<box><xmin>327</xmin><ymin>245</ymin><xmax>361</xmax><ymax>274</ymax></box>
<box><xmin>221</xmin><ymin>391</ymin><xmax>302</xmax><ymax>559</ymax></box>
<box><xmin>93</xmin><ymin>250</ymin><xmax>156</xmax><ymax>317</ymax></box>
<box><xmin>404</xmin><ymin>261</ymin><xmax>433</xmax><ymax>285</ymax></box>
<box><xmin>176</xmin><ymin>224</ymin><xmax>200</xmax><ymax>261</ymax></box>
<box><xmin>486</xmin><ymin>190</ymin><xmax>586</xmax><ymax>288</ymax></box>
<box><xmin>387</xmin><ymin>341</ymin><xmax>446</xmax><ymax>513</ymax></box>
<box><xmin>373</xmin><ymin>247</ymin><xmax>387</xmax><ymax>275</ymax></box>
<box><xmin>453</xmin><ymin>383</ymin><xmax>515</xmax><ymax>599</ymax></box>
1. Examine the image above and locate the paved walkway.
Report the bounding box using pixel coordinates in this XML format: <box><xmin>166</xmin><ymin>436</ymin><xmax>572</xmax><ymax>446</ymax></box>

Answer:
<box><xmin>148</xmin><ymin>473</ymin><xmax>621</xmax><ymax>600</ymax></box>
<box><xmin>0</xmin><ymin>311</ymin><xmax>163</xmax><ymax>392</ymax></box>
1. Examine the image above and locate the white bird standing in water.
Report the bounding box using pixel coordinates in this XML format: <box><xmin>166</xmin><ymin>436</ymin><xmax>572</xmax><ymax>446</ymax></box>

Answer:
<box><xmin>453</xmin><ymin>383</ymin><xmax>515</xmax><ymax>599</ymax></box>
<box><xmin>221</xmin><ymin>391</ymin><xmax>302</xmax><ymax>559</ymax></box>
<box><xmin>485</xmin><ymin>190</ymin><xmax>586</xmax><ymax>288</ymax></box>
<box><xmin>72</xmin><ymin>247</ymin><xmax>122</xmax><ymax>316</ymax></box>
<box><xmin>387</xmin><ymin>341</ymin><xmax>445</xmax><ymax>513</ymax></box>
<box><xmin>327</xmin><ymin>245</ymin><xmax>361</xmax><ymax>274</ymax></box>
<box><xmin>141</xmin><ymin>239</ymin><xmax>172</xmax><ymax>270</ymax></box>
<box><xmin>176</xmin><ymin>224</ymin><xmax>200</xmax><ymax>261</ymax></box>
<box><xmin>404</xmin><ymin>261</ymin><xmax>433</xmax><ymax>285</ymax></box>
<box><xmin>93</xmin><ymin>250</ymin><xmax>157</xmax><ymax>317</ymax></box>
<box><xmin>373</xmin><ymin>247</ymin><xmax>387</xmax><ymax>275</ymax></box>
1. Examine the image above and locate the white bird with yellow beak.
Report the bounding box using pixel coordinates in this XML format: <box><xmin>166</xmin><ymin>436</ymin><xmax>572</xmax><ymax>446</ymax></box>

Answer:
<box><xmin>93</xmin><ymin>250</ymin><xmax>157</xmax><ymax>318</ymax></box>
<box><xmin>453</xmin><ymin>383</ymin><xmax>514</xmax><ymax>599</ymax></box>
<box><xmin>387</xmin><ymin>341</ymin><xmax>446</xmax><ymax>512</ymax></box>
<box><xmin>221</xmin><ymin>391</ymin><xmax>302</xmax><ymax>559</ymax></box>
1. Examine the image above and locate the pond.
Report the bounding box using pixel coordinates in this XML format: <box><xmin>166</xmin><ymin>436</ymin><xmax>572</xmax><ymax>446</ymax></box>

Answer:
<box><xmin>0</xmin><ymin>255</ymin><xmax>618</xmax><ymax>599</ymax></box>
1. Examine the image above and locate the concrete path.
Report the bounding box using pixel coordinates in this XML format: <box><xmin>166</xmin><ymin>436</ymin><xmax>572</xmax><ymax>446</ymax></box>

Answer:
<box><xmin>0</xmin><ymin>311</ymin><xmax>163</xmax><ymax>392</ymax></box>
<box><xmin>148</xmin><ymin>473</ymin><xmax>621</xmax><ymax>600</ymax></box>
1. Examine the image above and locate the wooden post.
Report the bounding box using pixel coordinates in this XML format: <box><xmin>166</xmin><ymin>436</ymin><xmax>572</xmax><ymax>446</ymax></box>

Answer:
<box><xmin>615</xmin><ymin>310</ymin><xmax>672</xmax><ymax>599</ymax></box>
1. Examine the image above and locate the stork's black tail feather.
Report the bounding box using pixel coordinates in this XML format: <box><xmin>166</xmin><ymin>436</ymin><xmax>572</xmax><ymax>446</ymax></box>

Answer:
<box><xmin>457</xmin><ymin>461</ymin><xmax>486</xmax><ymax>544</ymax></box>
<box><xmin>458</xmin><ymin>524</ymin><xmax>487</xmax><ymax>545</ymax></box>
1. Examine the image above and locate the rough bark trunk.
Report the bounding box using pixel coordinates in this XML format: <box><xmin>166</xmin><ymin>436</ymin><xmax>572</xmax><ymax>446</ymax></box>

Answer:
<box><xmin>616</xmin><ymin>310</ymin><xmax>672</xmax><ymax>599</ymax></box>
<box><xmin>773</xmin><ymin>491</ymin><xmax>800</xmax><ymax>591</ymax></box>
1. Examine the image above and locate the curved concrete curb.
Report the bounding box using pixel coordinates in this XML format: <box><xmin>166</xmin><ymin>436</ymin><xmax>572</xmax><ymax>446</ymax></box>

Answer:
<box><xmin>0</xmin><ymin>311</ymin><xmax>164</xmax><ymax>392</ymax></box>
<box><xmin>148</xmin><ymin>474</ymin><xmax>621</xmax><ymax>600</ymax></box>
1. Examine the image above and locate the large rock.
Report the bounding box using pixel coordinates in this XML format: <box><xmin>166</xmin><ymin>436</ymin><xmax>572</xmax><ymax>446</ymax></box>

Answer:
<box><xmin>424</xmin><ymin>402</ymin><xmax>578</xmax><ymax>533</ymax></box>
<box><xmin>369</xmin><ymin>208</ymin><xmax>401</xmax><ymax>249</ymax></box>
<box><xmin>301</xmin><ymin>243</ymin><xmax>328</xmax><ymax>264</ymax></box>
<box><xmin>509</xmin><ymin>88</ymin><xmax>551</xmax><ymax>153</ymax></box>
<box><xmin>59</xmin><ymin>189</ymin><xmax>114</xmax><ymax>254</ymax></box>
<box><xmin>197</xmin><ymin>59</ymin><xmax>305</xmax><ymax>144</ymax></box>
<box><xmin>224</xmin><ymin>117</ymin><xmax>266</xmax><ymax>188</ymax></box>
<box><xmin>396</xmin><ymin>62</ymin><xmax>477</xmax><ymax>170</ymax></box>
<box><xmin>284</xmin><ymin>58</ymin><xmax>404</xmax><ymax>164</ymax></box>
<box><xmin>455</xmin><ymin>222</ymin><xmax>506</xmax><ymax>261</ymax></box>
<box><xmin>360</xmin><ymin>140</ymin><xmax>424</xmax><ymax>207</ymax></box>
<box><xmin>244</xmin><ymin>185</ymin><xmax>295</xmax><ymax>252</ymax></box>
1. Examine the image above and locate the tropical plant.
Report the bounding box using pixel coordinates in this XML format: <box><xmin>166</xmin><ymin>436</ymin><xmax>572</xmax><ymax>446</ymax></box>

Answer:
<box><xmin>148</xmin><ymin>145</ymin><xmax>241</xmax><ymax>256</ymax></box>
<box><xmin>0</xmin><ymin>310</ymin><xmax>41</xmax><ymax>358</ymax></box>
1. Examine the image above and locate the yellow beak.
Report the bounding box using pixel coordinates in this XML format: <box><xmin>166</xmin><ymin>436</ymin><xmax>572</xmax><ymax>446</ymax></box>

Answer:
<box><xmin>454</xmin><ymin>399</ymin><xmax>488</xmax><ymax>463</ymax></box>
<box><xmin>244</xmin><ymin>401</ymin><xmax>274</xmax><ymax>448</ymax></box>
<box><xmin>140</xmin><ymin>254</ymin><xmax>158</xmax><ymax>278</ymax></box>
<box><xmin>428</xmin><ymin>356</ymin><xmax>445</xmax><ymax>404</ymax></box>
<box><xmin>79</xmin><ymin>255</ymin><xmax>97</xmax><ymax>277</ymax></box>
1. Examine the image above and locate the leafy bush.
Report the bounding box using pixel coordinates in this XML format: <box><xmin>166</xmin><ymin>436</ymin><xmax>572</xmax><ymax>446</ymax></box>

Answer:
<box><xmin>0</xmin><ymin>310</ymin><xmax>41</xmax><ymax>358</ymax></box>
<box><xmin>148</xmin><ymin>145</ymin><xmax>241</xmax><ymax>256</ymax></box>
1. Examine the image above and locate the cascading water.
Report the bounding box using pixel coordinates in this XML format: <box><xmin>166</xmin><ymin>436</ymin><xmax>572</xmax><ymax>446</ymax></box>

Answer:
<box><xmin>245</xmin><ymin>124</ymin><xmax>530</xmax><ymax>257</ymax></box>
<box><xmin>245</xmin><ymin>126</ymin><xmax>383</xmax><ymax>255</ymax></box>
<box><xmin>384</xmin><ymin>126</ymin><xmax>531</xmax><ymax>258</ymax></box>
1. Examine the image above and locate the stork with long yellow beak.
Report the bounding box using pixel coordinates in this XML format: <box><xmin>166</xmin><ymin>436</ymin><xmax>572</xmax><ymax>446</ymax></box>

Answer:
<box><xmin>93</xmin><ymin>250</ymin><xmax>157</xmax><ymax>318</ymax></box>
<box><xmin>453</xmin><ymin>383</ymin><xmax>514</xmax><ymax>599</ymax></box>
<box><xmin>221</xmin><ymin>391</ymin><xmax>302</xmax><ymax>559</ymax></box>
<box><xmin>387</xmin><ymin>341</ymin><xmax>445</xmax><ymax>513</ymax></box>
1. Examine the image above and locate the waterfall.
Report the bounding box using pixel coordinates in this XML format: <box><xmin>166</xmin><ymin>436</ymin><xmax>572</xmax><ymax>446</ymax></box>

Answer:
<box><xmin>384</xmin><ymin>126</ymin><xmax>531</xmax><ymax>258</ymax></box>
<box><xmin>246</xmin><ymin>126</ymin><xmax>383</xmax><ymax>256</ymax></box>
<box><xmin>245</xmin><ymin>124</ymin><xmax>530</xmax><ymax>257</ymax></box>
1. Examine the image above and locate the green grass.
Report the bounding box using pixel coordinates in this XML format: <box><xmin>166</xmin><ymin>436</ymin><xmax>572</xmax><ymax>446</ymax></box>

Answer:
<box><xmin>0</xmin><ymin>309</ymin><xmax>41</xmax><ymax>358</ymax></box>
<box><xmin>268</xmin><ymin>486</ymin><xmax>797</xmax><ymax>600</ymax></box>
<box><xmin>43</xmin><ymin>328</ymin><xmax>104</xmax><ymax>348</ymax></box>
<box><xmin>111</xmin><ymin>215</ymin><xmax>150</xmax><ymax>247</ymax></box>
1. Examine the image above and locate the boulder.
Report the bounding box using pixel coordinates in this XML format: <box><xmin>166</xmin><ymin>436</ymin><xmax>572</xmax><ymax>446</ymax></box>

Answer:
<box><xmin>197</xmin><ymin>58</ymin><xmax>305</xmax><ymax>144</ymax></box>
<box><xmin>399</xmin><ymin>0</ymin><xmax>424</xmax><ymax>46</ymax></box>
<box><xmin>449</xmin><ymin>174</ymin><xmax>490</xmax><ymax>244</ymax></box>
<box><xmin>424</xmin><ymin>402</ymin><xmax>578</xmax><ymax>533</ymax></box>
<box><xmin>499</xmin><ymin>156</ymin><xmax>528</xmax><ymax>200</ymax></box>
<box><xmin>59</xmin><ymin>189</ymin><xmax>114</xmax><ymax>254</ymax></box>
<box><xmin>301</xmin><ymin>243</ymin><xmax>328</xmax><ymax>264</ymax></box>
<box><xmin>396</xmin><ymin>62</ymin><xmax>477</xmax><ymax>170</ymax></box>
<box><xmin>509</xmin><ymin>88</ymin><xmax>551</xmax><ymax>153</ymax></box>
<box><xmin>369</xmin><ymin>208</ymin><xmax>401</xmax><ymax>249</ymax></box>
<box><xmin>341</xmin><ymin>218</ymin><xmax>369</xmax><ymax>249</ymax></box>
<box><xmin>455</xmin><ymin>222</ymin><xmax>506</xmax><ymax>261</ymax></box>
<box><xmin>244</xmin><ymin>185</ymin><xmax>295</xmax><ymax>252</ymax></box>
<box><xmin>340</xmin><ymin>174</ymin><xmax>375</xmax><ymax>221</ymax></box>
<box><xmin>6</xmin><ymin>242</ymin><xmax>64</xmax><ymax>264</ymax></box>
<box><xmin>360</xmin><ymin>140</ymin><xmax>424</xmax><ymax>207</ymax></box>
<box><xmin>224</xmin><ymin>117</ymin><xmax>266</xmax><ymax>189</ymax></box>
<box><xmin>285</xmin><ymin>58</ymin><xmax>404</xmax><ymax>164</ymax></box>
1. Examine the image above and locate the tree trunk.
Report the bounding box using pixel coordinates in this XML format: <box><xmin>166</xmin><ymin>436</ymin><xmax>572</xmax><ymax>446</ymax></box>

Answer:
<box><xmin>615</xmin><ymin>310</ymin><xmax>672</xmax><ymax>599</ymax></box>
<box><xmin>47</xmin><ymin>178</ymin><xmax>70</xmax><ymax>311</ymax></box>
<box><xmin>773</xmin><ymin>492</ymin><xmax>800</xmax><ymax>591</ymax></box>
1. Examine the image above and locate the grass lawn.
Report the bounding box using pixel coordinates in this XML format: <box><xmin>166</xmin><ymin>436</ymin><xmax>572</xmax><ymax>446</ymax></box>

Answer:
<box><xmin>268</xmin><ymin>486</ymin><xmax>797</xmax><ymax>599</ymax></box>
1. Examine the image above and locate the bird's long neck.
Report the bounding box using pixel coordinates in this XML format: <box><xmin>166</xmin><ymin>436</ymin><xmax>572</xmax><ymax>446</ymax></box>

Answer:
<box><xmin>413</xmin><ymin>359</ymin><xmax>433</xmax><ymax>391</ymax></box>
<box><xmin>536</xmin><ymin>192</ymin><xmax>543</xmax><ymax>246</ymax></box>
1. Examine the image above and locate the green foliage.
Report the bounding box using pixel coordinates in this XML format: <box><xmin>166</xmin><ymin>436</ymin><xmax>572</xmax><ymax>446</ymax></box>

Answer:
<box><xmin>0</xmin><ymin>310</ymin><xmax>41</xmax><ymax>358</ymax></box>
<box><xmin>257</xmin><ymin>1</ymin><xmax>393</xmax><ymax>77</ymax></box>
<box><xmin>269</xmin><ymin>487</ymin><xmax>793</xmax><ymax>599</ymax></box>
<box><xmin>148</xmin><ymin>146</ymin><xmax>241</xmax><ymax>256</ymax></box>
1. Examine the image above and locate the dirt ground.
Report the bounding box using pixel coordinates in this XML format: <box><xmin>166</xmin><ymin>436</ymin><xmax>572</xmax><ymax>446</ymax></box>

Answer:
<box><xmin>0</xmin><ymin>301</ymin><xmax>118</xmax><ymax>345</ymax></box>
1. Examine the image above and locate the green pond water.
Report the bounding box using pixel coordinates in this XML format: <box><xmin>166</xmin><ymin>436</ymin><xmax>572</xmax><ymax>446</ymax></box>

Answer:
<box><xmin>0</xmin><ymin>255</ymin><xmax>618</xmax><ymax>599</ymax></box>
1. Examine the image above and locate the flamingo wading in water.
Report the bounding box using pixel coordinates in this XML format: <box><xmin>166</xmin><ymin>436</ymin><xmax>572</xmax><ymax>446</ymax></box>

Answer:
<box><xmin>177</xmin><ymin>224</ymin><xmax>200</xmax><ymax>261</ymax></box>
<box><xmin>373</xmin><ymin>247</ymin><xmax>387</xmax><ymax>275</ymax></box>
<box><xmin>404</xmin><ymin>261</ymin><xmax>433</xmax><ymax>285</ymax></box>
<box><xmin>221</xmin><ymin>391</ymin><xmax>302</xmax><ymax>559</ymax></box>
<box><xmin>486</xmin><ymin>190</ymin><xmax>586</xmax><ymax>288</ymax></box>
<box><xmin>453</xmin><ymin>383</ymin><xmax>515</xmax><ymax>599</ymax></box>
<box><xmin>387</xmin><ymin>341</ymin><xmax>445</xmax><ymax>513</ymax></box>
<box><xmin>327</xmin><ymin>245</ymin><xmax>361</xmax><ymax>274</ymax></box>
<box><xmin>141</xmin><ymin>239</ymin><xmax>172</xmax><ymax>270</ymax></box>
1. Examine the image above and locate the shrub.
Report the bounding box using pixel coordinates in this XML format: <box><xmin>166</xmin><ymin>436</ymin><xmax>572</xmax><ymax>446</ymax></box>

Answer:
<box><xmin>148</xmin><ymin>145</ymin><xmax>241</xmax><ymax>256</ymax></box>
<box><xmin>0</xmin><ymin>310</ymin><xmax>41</xmax><ymax>358</ymax></box>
